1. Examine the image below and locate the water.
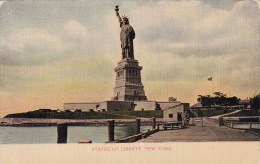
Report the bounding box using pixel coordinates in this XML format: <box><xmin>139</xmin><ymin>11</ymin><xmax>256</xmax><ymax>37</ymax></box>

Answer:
<box><xmin>0</xmin><ymin>126</ymin><xmax>151</xmax><ymax>144</ymax></box>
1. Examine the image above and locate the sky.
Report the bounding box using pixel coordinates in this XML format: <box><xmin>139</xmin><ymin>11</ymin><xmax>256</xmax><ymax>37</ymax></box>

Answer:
<box><xmin>0</xmin><ymin>0</ymin><xmax>259</xmax><ymax>117</ymax></box>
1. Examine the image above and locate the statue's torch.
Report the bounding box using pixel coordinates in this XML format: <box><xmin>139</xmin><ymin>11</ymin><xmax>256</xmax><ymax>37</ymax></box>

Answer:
<box><xmin>115</xmin><ymin>5</ymin><xmax>119</xmax><ymax>15</ymax></box>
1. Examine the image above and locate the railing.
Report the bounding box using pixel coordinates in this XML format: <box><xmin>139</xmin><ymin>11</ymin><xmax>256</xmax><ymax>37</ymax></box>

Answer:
<box><xmin>109</xmin><ymin>117</ymin><xmax>158</xmax><ymax>143</ymax></box>
<box><xmin>189</xmin><ymin>109</ymin><xmax>203</xmax><ymax>126</ymax></box>
<box><xmin>223</xmin><ymin>121</ymin><xmax>260</xmax><ymax>130</ymax></box>
<box><xmin>190</xmin><ymin>109</ymin><xmax>199</xmax><ymax>118</ymax></box>
<box><xmin>218</xmin><ymin>116</ymin><xmax>260</xmax><ymax>130</ymax></box>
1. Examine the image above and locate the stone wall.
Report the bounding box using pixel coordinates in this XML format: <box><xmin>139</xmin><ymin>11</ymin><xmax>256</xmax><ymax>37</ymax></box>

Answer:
<box><xmin>64</xmin><ymin>101</ymin><xmax>135</xmax><ymax>112</ymax></box>
<box><xmin>64</xmin><ymin>101</ymin><xmax>189</xmax><ymax>113</ymax></box>
<box><xmin>133</xmin><ymin>101</ymin><xmax>157</xmax><ymax>111</ymax></box>
<box><xmin>64</xmin><ymin>103</ymin><xmax>99</xmax><ymax>112</ymax></box>
<box><xmin>106</xmin><ymin>101</ymin><xmax>134</xmax><ymax>112</ymax></box>
<box><xmin>97</xmin><ymin>102</ymin><xmax>108</xmax><ymax>112</ymax></box>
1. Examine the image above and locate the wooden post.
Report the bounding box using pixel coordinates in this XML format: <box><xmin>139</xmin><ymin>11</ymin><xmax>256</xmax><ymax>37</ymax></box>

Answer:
<box><xmin>152</xmin><ymin>117</ymin><xmax>156</xmax><ymax>129</ymax></box>
<box><xmin>191</xmin><ymin>118</ymin><xmax>194</xmax><ymax>125</ymax></box>
<box><xmin>108</xmin><ymin>120</ymin><xmax>115</xmax><ymax>142</ymax></box>
<box><xmin>219</xmin><ymin>117</ymin><xmax>224</xmax><ymax>126</ymax></box>
<box><xmin>57</xmin><ymin>123</ymin><xmax>68</xmax><ymax>143</ymax></box>
<box><xmin>201</xmin><ymin>118</ymin><xmax>203</xmax><ymax>127</ymax></box>
<box><xmin>136</xmin><ymin>118</ymin><xmax>141</xmax><ymax>134</ymax></box>
<box><xmin>230</xmin><ymin>122</ymin><xmax>233</xmax><ymax>128</ymax></box>
<box><xmin>178</xmin><ymin>123</ymin><xmax>182</xmax><ymax>129</ymax></box>
<box><xmin>249</xmin><ymin>123</ymin><xmax>252</xmax><ymax>129</ymax></box>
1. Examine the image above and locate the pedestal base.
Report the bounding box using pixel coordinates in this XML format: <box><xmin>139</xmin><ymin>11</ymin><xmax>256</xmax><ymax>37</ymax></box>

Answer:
<box><xmin>112</xmin><ymin>59</ymin><xmax>147</xmax><ymax>101</ymax></box>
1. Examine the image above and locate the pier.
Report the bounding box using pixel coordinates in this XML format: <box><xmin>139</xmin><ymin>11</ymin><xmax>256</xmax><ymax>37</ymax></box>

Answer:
<box><xmin>138</xmin><ymin>118</ymin><xmax>260</xmax><ymax>142</ymax></box>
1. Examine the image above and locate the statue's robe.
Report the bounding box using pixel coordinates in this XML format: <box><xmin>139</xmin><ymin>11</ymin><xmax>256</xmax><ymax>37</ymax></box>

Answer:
<box><xmin>120</xmin><ymin>23</ymin><xmax>135</xmax><ymax>59</ymax></box>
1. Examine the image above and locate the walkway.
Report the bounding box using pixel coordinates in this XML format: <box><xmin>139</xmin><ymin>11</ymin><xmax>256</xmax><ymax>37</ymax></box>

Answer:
<box><xmin>210</xmin><ymin>110</ymin><xmax>242</xmax><ymax>119</ymax></box>
<box><xmin>138</xmin><ymin>118</ymin><xmax>260</xmax><ymax>142</ymax></box>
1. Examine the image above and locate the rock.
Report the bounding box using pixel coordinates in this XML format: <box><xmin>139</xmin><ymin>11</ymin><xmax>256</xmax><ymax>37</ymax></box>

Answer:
<box><xmin>78</xmin><ymin>138</ymin><xmax>92</xmax><ymax>143</ymax></box>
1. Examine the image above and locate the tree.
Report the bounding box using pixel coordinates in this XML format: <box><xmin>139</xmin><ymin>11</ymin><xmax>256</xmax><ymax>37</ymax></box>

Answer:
<box><xmin>168</xmin><ymin>97</ymin><xmax>177</xmax><ymax>102</ymax></box>
<box><xmin>197</xmin><ymin>92</ymin><xmax>240</xmax><ymax>107</ymax></box>
<box><xmin>213</xmin><ymin>92</ymin><xmax>226</xmax><ymax>97</ymax></box>
<box><xmin>197</xmin><ymin>95</ymin><xmax>212</xmax><ymax>107</ymax></box>
<box><xmin>250</xmin><ymin>94</ymin><xmax>260</xmax><ymax>110</ymax></box>
<box><xmin>225</xmin><ymin>96</ymin><xmax>240</xmax><ymax>106</ymax></box>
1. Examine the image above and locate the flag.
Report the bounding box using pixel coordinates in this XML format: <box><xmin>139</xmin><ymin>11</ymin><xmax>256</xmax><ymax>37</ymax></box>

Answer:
<box><xmin>208</xmin><ymin>77</ymin><xmax>213</xmax><ymax>81</ymax></box>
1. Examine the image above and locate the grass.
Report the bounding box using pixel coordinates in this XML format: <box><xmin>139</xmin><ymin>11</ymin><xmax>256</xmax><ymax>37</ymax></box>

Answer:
<box><xmin>223</xmin><ymin>110</ymin><xmax>260</xmax><ymax>117</ymax></box>
<box><xmin>4</xmin><ymin>110</ymin><xmax>163</xmax><ymax>119</ymax></box>
<box><xmin>5</xmin><ymin>109</ymin><xmax>237</xmax><ymax>119</ymax></box>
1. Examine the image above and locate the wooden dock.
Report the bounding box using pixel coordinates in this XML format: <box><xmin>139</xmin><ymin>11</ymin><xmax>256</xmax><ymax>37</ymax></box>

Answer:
<box><xmin>138</xmin><ymin>118</ymin><xmax>260</xmax><ymax>142</ymax></box>
<box><xmin>158</xmin><ymin>122</ymin><xmax>183</xmax><ymax>130</ymax></box>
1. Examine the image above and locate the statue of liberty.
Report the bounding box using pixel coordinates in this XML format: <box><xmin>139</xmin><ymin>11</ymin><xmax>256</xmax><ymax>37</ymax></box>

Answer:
<box><xmin>115</xmin><ymin>6</ymin><xmax>135</xmax><ymax>60</ymax></box>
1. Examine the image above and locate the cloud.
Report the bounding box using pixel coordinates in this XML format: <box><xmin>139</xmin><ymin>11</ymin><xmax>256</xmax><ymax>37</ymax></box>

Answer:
<box><xmin>125</xmin><ymin>0</ymin><xmax>260</xmax><ymax>101</ymax></box>
<box><xmin>130</xmin><ymin>0</ymin><xmax>260</xmax><ymax>57</ymax></box>
<box><xmin>64</xmin><ymin>20</ymin><xmax>88</xmax><ymax>40</ymax></box>
<box><xmin>0</xmin><ymin>28</ymin><xmax>66</xmax><ymax>66</ymax></box>
<box><xmin>128</xmin><ymin>1</ymin><xmax>259</xmax><ymax>68</ymax></box>
<box><xmin>0</xmin><ymin>1</ymin><xmax>5</xmax><ymax>8</ymax></box>
<box><xmin>0</xmin><ymin>0</ymin><xmax>259</xmax><ymax>116</ymax></box>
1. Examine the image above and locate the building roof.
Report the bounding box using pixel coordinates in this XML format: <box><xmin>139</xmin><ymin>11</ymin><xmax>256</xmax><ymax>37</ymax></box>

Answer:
<box><xmin>191</xmin><ymin>103</ymin><xmax>203</xmax><ymax>109</ymax></box>
<box><xmin>190</xmin><ymin>103</ymin><xmax>225</xmax><ymax>109</ymax></box>
<box><xmin>163</xmin><ymin>104</ymin><xmax>184</xmax><ymax>111</ymax></box>
<box><xmin>239</xmin><ymin>99</ymin><xmax>250</xmax><ymax>105</ymax></box>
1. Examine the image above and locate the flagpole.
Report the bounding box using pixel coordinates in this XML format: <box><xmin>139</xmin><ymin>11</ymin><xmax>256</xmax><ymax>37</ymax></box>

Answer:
<box><xmin>211</xmin><ymin>78</ymin><xmax>214</xmax><ymax>96</ymax></box>
<box><xmin>208</xmin><ymin>77</ymin><xmax>213</xmax><ymax>95</ymax></box>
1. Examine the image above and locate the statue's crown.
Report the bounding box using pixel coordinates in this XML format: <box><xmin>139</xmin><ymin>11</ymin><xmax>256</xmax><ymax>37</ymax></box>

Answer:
<box><xmin>122</xmin><ymin>15</ymin><xmax>129</xmax><ymax>20</ymax></box>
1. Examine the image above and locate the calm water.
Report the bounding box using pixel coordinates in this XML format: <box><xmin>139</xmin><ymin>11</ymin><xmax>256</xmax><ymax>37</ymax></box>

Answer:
<box><xmin>0</xmin><ymin>126</ymin><xmax>151</xmax><ymax>144</ymax></box>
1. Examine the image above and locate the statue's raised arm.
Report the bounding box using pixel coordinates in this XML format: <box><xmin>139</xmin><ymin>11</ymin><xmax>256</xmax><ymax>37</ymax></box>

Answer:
<box><xmin>115</xmin><ymin>6</ymin><xmax>122</xmax><ymax>27</ymax></box>
<box><xmin>115</xmin><ymin>5</ymin><xmax>135</xmax><ymax>60</ymax></box>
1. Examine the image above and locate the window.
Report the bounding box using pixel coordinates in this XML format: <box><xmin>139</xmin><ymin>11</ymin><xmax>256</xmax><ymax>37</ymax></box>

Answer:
<box><xmin>169</xmin><ymin>114</ymin><xmax>173</xmax><ymax>118</ymax></box>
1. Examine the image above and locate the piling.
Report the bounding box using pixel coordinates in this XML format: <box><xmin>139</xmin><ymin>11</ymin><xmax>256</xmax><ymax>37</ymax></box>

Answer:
<box><xmin>57</xmin><ymin>123</ymin><xmax>68</xmax><ymax>143</ymax></box>
<box><xmin>191</xmin><ymin>118</ymin><xmax>195</xmax><ymax>125</ymax></box>
<box><xmin>219</xmin><ymin>117</ymin><xmax>224</xmax><ymax>126</ymax></box>
<box><xmin>152</xmin><ymin>117</ymin><xmax>156</xmax><ymax>129</ymax></box>
<box><xmin>108</xmin><ymin>120</ymin><xmax>115</xmax><ymax>142</ymax></box>
<box><xmin>136</xmin><ymin>118</ymin><xmax>141</xmax><ymax>134</ymax></box>
<box><xmin>230</xmin><ymin>122</ymin><xmax>233</xmax><ymax>128</ymax></box>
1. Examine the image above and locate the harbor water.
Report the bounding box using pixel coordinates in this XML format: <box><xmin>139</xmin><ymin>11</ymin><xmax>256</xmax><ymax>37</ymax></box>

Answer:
<box><xmin>0</xmin><ymin>125</ymin><xmax>151</xmax><ymax>144</ymax></box>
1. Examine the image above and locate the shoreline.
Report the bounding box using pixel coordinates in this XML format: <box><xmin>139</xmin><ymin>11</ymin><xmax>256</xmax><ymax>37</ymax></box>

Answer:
<box><xmin>0</xmin><ymin>118</ymin><xmax>163</xmax><ymax>127</ymax></box>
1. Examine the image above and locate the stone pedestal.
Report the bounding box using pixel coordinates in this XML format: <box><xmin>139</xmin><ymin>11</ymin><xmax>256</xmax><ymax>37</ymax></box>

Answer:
<box><xmin>112</xmin><ymin>58</ymin><xmax>147</xmax><ymax>101</ymax></box>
